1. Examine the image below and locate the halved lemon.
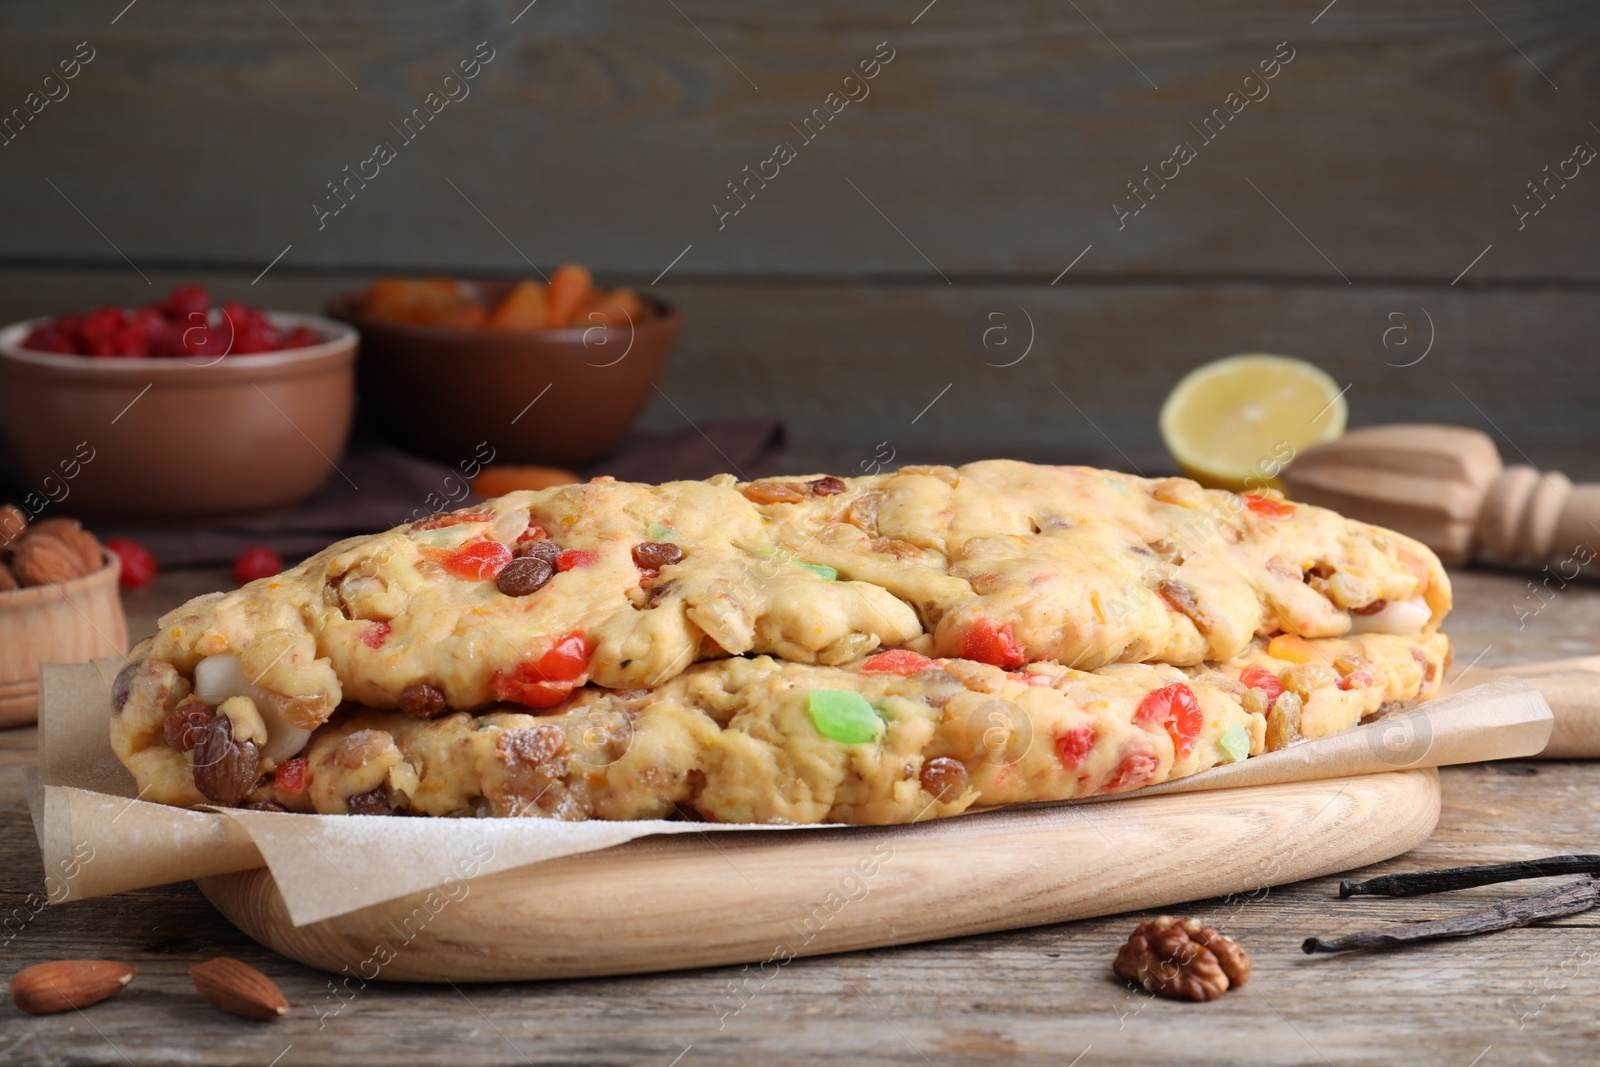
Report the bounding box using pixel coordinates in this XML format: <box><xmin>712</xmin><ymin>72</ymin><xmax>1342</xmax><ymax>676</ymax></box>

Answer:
<box><xmin>1159</xmin><ymin>354</ymin><xmax>1346</xmax><ymax>492</ymax></box>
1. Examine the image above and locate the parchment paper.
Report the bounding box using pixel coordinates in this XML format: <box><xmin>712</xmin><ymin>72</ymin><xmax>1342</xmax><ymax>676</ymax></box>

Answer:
<box><xmin>32</xmin><ymin>659</ymin><xmax>1552</xmax><ymax>926</ymax></box>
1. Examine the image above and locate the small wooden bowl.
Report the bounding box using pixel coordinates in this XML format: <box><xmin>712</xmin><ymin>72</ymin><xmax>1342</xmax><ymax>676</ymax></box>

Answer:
<box><xmin>0</xmin><ymin>314</ymin><xmax>357</xmax><ymax>520</ymax></box>
<box><xmin>0</xmin><ymin>551</ymin><xmax>128</xmax><ymax>728</ymax></box>
<box><xmin>327</xmin><ymin>284</ymin><xmax>677</xmax><ymax>468</ymax></box>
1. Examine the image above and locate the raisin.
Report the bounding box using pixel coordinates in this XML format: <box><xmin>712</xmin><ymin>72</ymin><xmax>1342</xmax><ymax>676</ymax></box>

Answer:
<box><xmin>346</xmin><ymin>788</ymin><xmax>393</xmax><ymax>816</ymax></box>
<box><xmin>333</xmin><ymin>729</ymin><xmax>393</xmax><ymax>770</ymax></box>
<box><xmin>164</xmin><ymin>700</ymin><xmax>215</xmax><ymax>753</ymax></box>
<box><xmin>1156</xmin><ymin>579</ymin><xmax>1213</xmax><ymax>634</ymax></box>
<box><xmin>497</xmin><ymin>724</ymin><xmax>567</xmax><ymax>767</ymax></box>
<box><xmin>845</xmin><ymin>494</ymin><xmax>880</xmax><ymax>536</ymax></box>
<box><xmin>632</xmin><ymin>541</ymin><xmax>684</xmax><ymax>570</ymax></box>
<box><xmin>1352</xmin><ymin>599</ymin><xmax>1387</xmax><ymax>616</ymax></box>
<box><xmin>741</xmin><ymin>480</ymin><xmax>807</xmax><ymax>504</ymax></box>
<box><xmin>919</xmin><ymin>757</ymin><xmax>969</xmax><ymax>802</ymax></box>
<box><xmin>808</xmin><ymin>476</ymin><xmax>846</xmax><ymax>496</ymax></box>
<box><xmin>243</xmin><ymin>800</ymin><xmax>287</xmax><ymax>813</ymax></box>
<box><xmin>1147</xmin><ymin>539</ymin><xmax>1187</xmax><ymax>566</ymax></box>
<box><xmin>513</xmin><ymin>540</ymin><xmax>561</xmax><ymax>565</ymax></box>
<box><xmin>111</xmin><ymin>660</ymin><xmax>140</xmax><ymax>714</ymax></box>
<box><xmin>646</xmin><ymin>578</ymin><xmax>679</xmax><ymax>607</ymax></box>
<box><xmin>869</xmin><ymin>537</ymin><xmax>924</xmax><ymax>560</ymax></box>
<box><xmin>191</xmin><ymin>715</ymin><xmax>261</xmax><ymax>807</ymax></box>
<box><xmin>1265</xmin><ymin>691</ymin><xmax>1305</xmax><ymax>752</ymax></box>
<box><xmin>398</xmin><ymin>682</ymin><xmax>449</xmax><ymax>719</ymax></box>
<box><xmin>908</xmin><ymin>668</ymin><xmax>964</xmax><ymax>708</ymax></box>
<box><xmin>497</xmin><ymin>556</ymin><xmax>554</xmax><ymax>597</ymax></box>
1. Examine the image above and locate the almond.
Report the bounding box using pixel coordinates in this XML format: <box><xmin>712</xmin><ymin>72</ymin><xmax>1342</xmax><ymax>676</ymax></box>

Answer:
<box><xmin>29</xmin><ymin>518</ymin><xmax>103</xmax><ymax>573</ymax></box>
<box><xmin>9</xmin><ymin>959</ymin><xmax>137</xmax><ymax>1014</ymax></box>
<box><xmin>189</xmin><ymin>957</ymin><xmax>289</xmax><ymax>1021</ymax></box>
<box><xmin>11</xmin><ymin>534</ymin><xmax>89</xmax><ymax>587</ymax></box>
<box><xmin>0</xmin><ymin>561</ymin><xmax>16</xmax><ymax>592</ymax></box>
<box><xmin>0</xmin><ymin>503</ymin><xmax>25</xmax><ymax>553</ymax></box>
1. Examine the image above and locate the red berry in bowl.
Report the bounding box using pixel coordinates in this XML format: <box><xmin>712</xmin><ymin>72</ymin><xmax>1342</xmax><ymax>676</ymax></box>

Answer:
<box><xmin>232</xmin><ymin>545</ymin><xmax>283</xmax><ymax>585</ymax></box>
<box><xmin>159</xmin><ymin>284</ymin><xmax>211</xmax><ymax>321</ymax></box>
<box><xmin>18</xmin><ymin>286</ymin><xmax>326</xmax><ymax>359</ymax></box>
<box><xmin>283</xmin><ymin>325</ymin><xmax>322</xmax><ymax>350</ymax></box>
<box><xmin>104</xmin><ymin>537</ymin><xmax>158</xmax><ymax>589</ymax></box>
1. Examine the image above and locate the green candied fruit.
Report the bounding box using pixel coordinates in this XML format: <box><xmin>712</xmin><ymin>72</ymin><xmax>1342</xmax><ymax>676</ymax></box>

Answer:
<box><xmin>646</xmin><ymin>522</ymin><xmax>675</xmax><ymax>540</ymax></box>
<box><xmin>795</xmin><ymin>561</ymin><xmax>838</xmax><ymax>581</ymax></box>
<box><xmin>1218</xmin><ymin>723</ymin><xmax>1250</xmax><ymax>763</ymax></box>
<box><xmin>807</xmin><ymin>689</ymin><xmax>882</xmax><ymax>744</ymax></box>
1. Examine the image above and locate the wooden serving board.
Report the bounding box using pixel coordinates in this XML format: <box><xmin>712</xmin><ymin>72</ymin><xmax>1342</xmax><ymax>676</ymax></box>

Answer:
<box><xmin>197</xmin><ymin>768</ymin><xmax>1440</xmax><ymax>982</ymax></box>
<box><xmin>1458</xmin><ymin>658</ymin><xmax>1600</xmax><ymax>758</ymax></box>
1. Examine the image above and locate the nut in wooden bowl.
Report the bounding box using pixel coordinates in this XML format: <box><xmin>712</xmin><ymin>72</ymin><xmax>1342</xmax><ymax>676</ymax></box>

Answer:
<box><xmin>0</xmin><ymin>509</ymin><xmax>128</xmax><ymax>728</ymax></box>
<box><xmin>28</xmin><ymin>518</ymin><xmax>103</xmax><ymax>573</ymax></box>
<box><xmin>0</xmin><ymin>503</ymin><xmax>25</xmax><ymax>551</ymax></box>
<box><xmin>11</xmin><ymin>534</ymin><xmax>89</xmax><ymax>586</ymax></box>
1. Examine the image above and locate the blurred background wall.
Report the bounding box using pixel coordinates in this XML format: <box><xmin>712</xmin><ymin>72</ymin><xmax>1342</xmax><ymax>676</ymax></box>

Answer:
<box><xmin>0</xmin><ymin>1</ymin><xmax>1595</xmax><ymax>475</ymax></box>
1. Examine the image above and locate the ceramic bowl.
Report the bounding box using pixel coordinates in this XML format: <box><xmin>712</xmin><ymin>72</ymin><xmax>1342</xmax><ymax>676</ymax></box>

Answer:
<box><xmin>0</xmin><ymin>314</ymin><xmax>357</xmax><ymax>519</ymax></box>
<box><xmin>327</xmin><ymin>283</ymin><xmax>677</xmax><ymax>468</ymax></box>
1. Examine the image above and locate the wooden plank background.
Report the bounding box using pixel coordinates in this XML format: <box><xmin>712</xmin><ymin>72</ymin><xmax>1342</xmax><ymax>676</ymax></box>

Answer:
<box><xmin>0</xmin><ymin>1</ymin><xmax>1595</xmax><ymax>471</ymax></box>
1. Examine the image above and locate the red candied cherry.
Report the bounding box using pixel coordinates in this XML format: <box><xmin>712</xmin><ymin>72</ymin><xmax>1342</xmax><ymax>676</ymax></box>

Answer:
<box><xmin>1135</xmin><ymin>683</ymin><xmax>1204</xmax><ymax>760</ymax></box>
<box><xmin>362</xmin><ymin>621</ymin><xmax>391</xmax><ymax>649</ymax></box>
<box><xmin>1238</xmin><ymin>664</ymin><xmax>1284</xmax><ymax>706</ymax></box>
<box><xmin>858</xmin><ymin>649</ymin><xmax>936</xmax><ymax>676</ymax></box>
<box><xmin>105</xmin><ymin>537</ymin><xmax>158</xmax><ymax>589</ymax></box>
<box><xmin>1054</xmin><ymin>721</ymin><xmax>1096</xmax><ymax>769</ymax></box>
<box><xmin>960</xmin><ymin>618</ymin><xmax>1026</xmax><ymax>670</ymax></box>
<box><xmin>1243</xmin><ymin>494</ymin><xmax>1295</xmax><ymax>519</ymax></box>
<box><xmin>411</xmin><ymin>511</ymin><xmax>492</xmax><ymax>531</ymax></box>
<box><xmin>232</xmin><ymin>545</ymin><xmax>284</xmax><ymax>585</ymax></box>
<box><xmin>556</xmin><ymin>549</ymin><xmax>598</xmax><ymax>572</ymax></box>
<box><xmin>1105</xmin><ymin>751</ymin><xmax>1159</xmax><ymax>791</ymax></box>
<box><xmin>423</xmin><ymin>540</ymin><xmax>512</xmax><ymax>581</ymax></box>
<box><xmin>493</xmin><ymin>631</ymin><xmax>592</xmax><ymax>710</ymax></box>
<box><xmin>274</xmin><ymin>756</ymin><xmax>308</xmax><ymax>795</ymax></box>
<box><xmin>1338</xmin><ymin>669</ymin><xmax>1374</xmax><ymax>691</ymax></box>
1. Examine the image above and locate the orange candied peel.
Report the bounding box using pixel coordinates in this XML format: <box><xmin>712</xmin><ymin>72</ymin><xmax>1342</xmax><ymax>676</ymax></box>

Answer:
<box><xmin>1267</xmin><ymin>633</ymin><xmax>1324</xmax><ymax>664</ymax></box>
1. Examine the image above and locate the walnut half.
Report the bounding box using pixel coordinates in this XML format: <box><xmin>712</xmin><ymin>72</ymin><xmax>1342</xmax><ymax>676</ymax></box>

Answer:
<box><xmin>1113</xmin><ymin>916</ymin><xmax>1251</xmax><ymax>1002</ymax></box>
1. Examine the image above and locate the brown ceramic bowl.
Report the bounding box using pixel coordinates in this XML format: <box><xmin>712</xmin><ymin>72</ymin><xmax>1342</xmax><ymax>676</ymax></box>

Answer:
<box><xmin>0</xmin><ymin>314</ymin><xmax>356</xmax><ymax>519</ymax></box>
<box><xmin>327</xmin><ymin>282</ymin><xmax>677</xmax><ymax>468</ymax></box>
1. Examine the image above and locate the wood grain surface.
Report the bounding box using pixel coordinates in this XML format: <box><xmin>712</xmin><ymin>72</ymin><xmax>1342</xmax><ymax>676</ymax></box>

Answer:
<box><xmin>0</xmin><ymin>3</ymin><xmax>1595</xmax><ymax>486</ymax></box>
<box><xmin>2</xmin><ymin>567</ymin><xmax>1600</xmax><ymax>1064</ymax></box>
<box><xmin>195</xmin><ymin>769</ymin><xmax>1441</xmax><ymax>982</ymax></box>
<box><xmin>0</xmin><ymin>2</ymin><xmax>1593</xmax><ymax>282</ymax></box>
<box><xmin>2</xmin><ymin>267</ymin><xmax>1598</xmax><ymax>482</ymax></box>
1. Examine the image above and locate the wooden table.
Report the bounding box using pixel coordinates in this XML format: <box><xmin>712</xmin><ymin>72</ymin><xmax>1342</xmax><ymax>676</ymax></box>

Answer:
<box><xmin>4</xmin><ymin>568</ymin><xmax>1599</xmax><ymax>1065</ymax></box>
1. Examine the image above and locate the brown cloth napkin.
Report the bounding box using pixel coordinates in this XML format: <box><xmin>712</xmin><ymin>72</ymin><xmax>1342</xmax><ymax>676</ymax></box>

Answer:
<box><xmin>78</xmin><ymin>421</ymin><xmax>786</xmax><ymax>567</ymax></box>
